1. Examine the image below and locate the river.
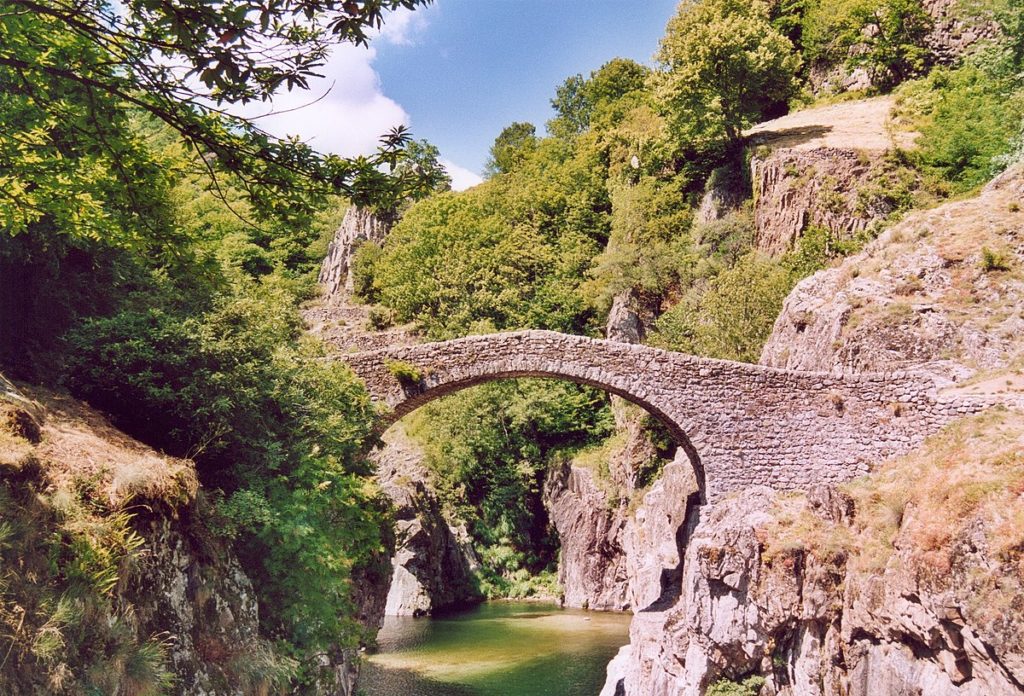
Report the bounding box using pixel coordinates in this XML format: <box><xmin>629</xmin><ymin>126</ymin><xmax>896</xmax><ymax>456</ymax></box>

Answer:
<box><xmin>360</xmin><ymin>602</ymin><xmax>631</xmax><ymax>696</ymax></box>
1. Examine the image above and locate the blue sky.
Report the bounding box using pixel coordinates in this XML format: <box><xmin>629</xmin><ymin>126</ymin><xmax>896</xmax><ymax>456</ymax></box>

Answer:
<box><xmin>250</xmin><ymin>1</ymin><xmax>679</xmax><ymax>189</ymax></box>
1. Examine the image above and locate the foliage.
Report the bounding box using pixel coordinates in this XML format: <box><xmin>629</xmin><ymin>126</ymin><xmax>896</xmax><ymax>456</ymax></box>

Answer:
<box><xmin>805</xmin><ymin>0</ymin><xmax>932</xmax><ymax>90</ymax></box>
<box><xmin>367</xmin><ymin>305</ymin><xmax>395</xmax><ymax>330</ymax></box>
<box><xmin>652</xmin><ymin>253</ymin><xmax>797</xmax><ymax>362</ymax></box>
<box><xmin>406</xmin><ymin>380</ymin><xmax>614</xmax><ymax>587</ymax></box>
<box><xmin>485</xmin><ymin>122</ymin><xmax>538</xmax><ymax>176</ymax></box>
<box><xmin>385</xmin><ymin>359</ymin><xmax>423</xmax><ymax>385</ymax></box>
<box><xmin>548</xmin><ymin>58</ymin><xmax>650</xmax><ymax>140</ymax></box>
<box><xmin>896</xmin><ymin>62</ymin><xmax>1024</xmax><ymax>191</ymax></box>
<box><xmin>351</xmin><ymin>240</ymin><xmax>385</xmax><ymax>301</ymax></box>
<box><xmin>655</xmin><ymin>0</ymin><xmax>800</xmax><ymax>152</ymax></box>
<box><xmin>61</xmin><ymin>282</ymin><xmax>387</xmax><ymax>687</ymax></box>
<box><xmin>0</xmin><ymin>465</ymin><xmax>177</xmax><ymax>694</ymax></box>
<box><xmin>0</xmin><ymin>0</ymin><xmax>437</xmax><ymax>227</ymax></box>
<box><xmin>706</xmin><ymin>675</ymin><xmax>767</xmax><ymax>696</ymax></box>
<box><xmin>363</xmin><ymin>136</ymin><xmax>610</xmax><ymax>339</ymax></box>
<box><xmin>981</xmin><ymin>246</ymin><xmax>1012</xmax><ymax>272</ymax></box>
<box><xmin>585</xmin><ymin>175</ymin><xmax>694</xmax><ymax>312</ymax></box>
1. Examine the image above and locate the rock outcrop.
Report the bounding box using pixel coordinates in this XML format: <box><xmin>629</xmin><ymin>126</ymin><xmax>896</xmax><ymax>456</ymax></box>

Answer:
<box><xmin>318</xmin><ymin>206</ymin><xmax>392</xmax><ymax>301</ymax></box>
<box><xmin>604</xmin><ymin>459</ymin><xmax>1024</xmax><ymax>696</ymax></box>
<box><xmin>745</xmin><ymin>98</ymin><xmax>916</xmax><ymax>257</ymax></box>
<box><xmin>0</xmin><ymin>381</ymin><xmax>369</xmax><ymax>696</ymax></box>
<box><xmin>807</xmin><ymin>0</ymin><xmax>996</xmax><ymax>94</ymax></box>
<box><xmin>373</xmin><ymin>426</ymin><xmax>481</xmax><ymax>616</ymax></box>
<box><xmin>761</xmin><ymin>166</ymin><xmax>1024</xmax><ymax>383</ymax></box>
<box><xmin>543</xmin><ymin>459</ymin><xmax>631</xmax><ymax>611</ymax></box>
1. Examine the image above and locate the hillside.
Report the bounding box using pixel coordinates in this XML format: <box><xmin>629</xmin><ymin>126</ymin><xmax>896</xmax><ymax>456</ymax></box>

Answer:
<box><xmin>0</xmin><ymin>381</ymin><xmax>300</xmax><ymax>695</ymax></box>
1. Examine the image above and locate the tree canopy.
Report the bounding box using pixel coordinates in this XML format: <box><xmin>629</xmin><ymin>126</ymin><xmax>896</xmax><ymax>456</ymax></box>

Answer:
<box><xmin>0</xmin><ymin>0</ymin><xmax>437</xmax><ymax>244</ymax></box>
<box><xmin>655</xmin><ymin>0</ymin><xmax>800</xmax><ymax>152</ymax></box>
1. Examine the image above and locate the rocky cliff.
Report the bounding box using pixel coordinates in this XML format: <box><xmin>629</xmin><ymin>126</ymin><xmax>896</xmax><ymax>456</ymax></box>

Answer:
<box><xmin>543</xmin><ymin>458</ymin><xmax>631</xmax><ymax>611</ymax></box>
<box><xmin>318</xmin><ymin>206</ymin><xmax>392</xmax><ymax>301</ymax></box>
<box><xmin>761</xmin><ymin>166</ymin><xmax>1024</xmax><ymax>383</ymax></box>
<box><xmin>603</xmin><ymin>165</ymin><xmax>1024</xmax><ymax>695</ymax></box>
<box><xmin>0</xmin><ymin>381</ymin><xmax>368</xmax><ymax>695</ymax></box>
<box><xmin>605</xmin><ymin>408</ymin><xmax>1024</xmax><ymax>696</ymax></box>
<box><xmin>745</xmin><ymin>97</ymin><xmax>917</xmax><ymax>257</ymax></box>
<box><xmin>372</xmin><ymin>426</ymin><xmax>482</xmax><ymax>616</ymax></box>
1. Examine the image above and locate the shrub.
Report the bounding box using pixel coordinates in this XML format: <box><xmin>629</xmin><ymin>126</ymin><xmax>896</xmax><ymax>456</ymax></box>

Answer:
<box><xmin>982</xmin><ymin>246</ymin><xmax>1012</xmax><ymax>272</ymax></box>
<box><xmin>385</xmin><ymin>360</ymin><xmax>423</xmax><ymax>386</ymax></box>
<box><xmin>652</xmin><ymin>253</ymin><xmax>796</xmax><ymax>362</ymax></box>
<box><xmin>62</xmin><ymin>287</ymin><xmax>384</xmax><ymax>683</ymax></box>
<box><xmin>706</xmin><ymin>675</ymin><xmax>767</xmax><ymax>696</ymax></box>
<box><xmin>366</xmin><ymin>305</ymin><xmax>394</xmax><ymax>330</ymax></box>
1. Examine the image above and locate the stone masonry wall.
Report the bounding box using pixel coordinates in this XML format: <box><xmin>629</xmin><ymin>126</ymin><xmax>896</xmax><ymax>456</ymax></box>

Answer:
<box><xmin>342</xmin><ymin>330</ymin><xmax>996</xmax><ymax>502</ymax></box>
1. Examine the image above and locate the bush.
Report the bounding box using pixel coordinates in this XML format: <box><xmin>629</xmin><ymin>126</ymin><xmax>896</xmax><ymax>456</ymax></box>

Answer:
<box><xmin>350</xmin><ymin>240</ymin><xmax>383</xmax><ymax>301</ymax></box>
<box><xmin>652</xmin><ymin>253</ymin><xmax>796</xmax><ymax>362</ymax></box>
<box><xmin>706</xmin><ymin>675</ymin><xmax>767</xmax><ymax>696</ymax></box>
<box><xmin>366</xmin><ymin>305</ymin><xmax>394</xmax><ymax>330</ymax></box>
<box><xmin>385</xmin><ymin>359</ymin><xmax>422</xmax><ymax>386</ymax></box>
<box><xmin>981</xmin><ymin>246</ymin><xmax>1012</xmax><ymax>272</ymax></box>
<box><xmin>804</xmin><ymin>0</ymin><xmax>932</xmax><ymax>90</ymax></box>
<box><xmin>897</xmin><ymin>64</ymin><xmax>1024</xmax><ymax>191</ymax></box>
<box><xmin>62</xmin><ymin>286</ymin><xmax>385</xmax><ymax>685</ymax></box>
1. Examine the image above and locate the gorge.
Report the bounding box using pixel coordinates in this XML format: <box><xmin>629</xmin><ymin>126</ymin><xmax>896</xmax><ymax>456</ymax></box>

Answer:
<box><xmin>3</xmin><ymin>0</ymin><xmax>1024</xmax><ymax>694</ymax></box>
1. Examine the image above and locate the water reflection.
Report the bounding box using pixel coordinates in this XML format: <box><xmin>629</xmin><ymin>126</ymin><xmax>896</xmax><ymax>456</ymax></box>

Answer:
<box><xmin>361</xmin><ymin>602</ymin><xmax>630</xmax><ymax>696</ymax></box>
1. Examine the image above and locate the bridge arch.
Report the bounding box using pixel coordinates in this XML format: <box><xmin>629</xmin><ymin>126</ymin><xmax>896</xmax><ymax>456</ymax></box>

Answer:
<box><xmin>341</xmin><ymin>330</ymin><xmax>977</xmax><ymax>502</ymax></box>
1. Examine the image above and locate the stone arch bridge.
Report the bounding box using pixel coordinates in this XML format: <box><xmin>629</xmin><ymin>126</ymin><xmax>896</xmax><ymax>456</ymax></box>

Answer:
<box><xmin>341</xmin><ymin>330</ymin><xmax>989</xmax><ymax>503</ymax></box>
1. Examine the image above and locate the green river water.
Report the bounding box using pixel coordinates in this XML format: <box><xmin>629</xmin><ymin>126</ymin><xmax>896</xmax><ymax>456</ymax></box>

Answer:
<box><xmin>360</xmin><ymin>602</ymin><xmax>631</xmax><ymax>696</ymax></box>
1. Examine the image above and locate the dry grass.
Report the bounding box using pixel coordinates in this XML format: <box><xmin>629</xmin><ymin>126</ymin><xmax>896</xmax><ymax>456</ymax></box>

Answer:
<box><xmin>8</xmin><ymin>386</ymin><xmax>198</xmax><ymax>509</ymax></box>
<box><xmin>763</xmin><ymin>409</ymin><xmax>1024</xmax><ymax>586</ymax></box>
<box><xmin>846</xmin><ymin>408</ymin><xmax>1024</xmax><ymax>576</ymax></box>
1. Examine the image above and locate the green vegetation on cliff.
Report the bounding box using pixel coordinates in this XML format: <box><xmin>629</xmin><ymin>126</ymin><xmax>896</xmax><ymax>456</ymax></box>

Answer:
<box><xmin>4</xmin><ymin>0</ymin><xmax>1024</xmax><ymax>688</ymax></box>
<box><xmin>351</xmin><ymin>0</ymin><xmax>1024</xmax><ymax>595</ymax></box>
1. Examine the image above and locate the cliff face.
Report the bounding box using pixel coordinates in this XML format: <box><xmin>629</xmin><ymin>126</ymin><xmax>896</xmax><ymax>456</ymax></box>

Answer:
<box><xmin>372</xmin><ymin>426</ymin><xmax>482</xmax><ymax>616</ymax></box>
<box><xmin>605</xmin><ymin>411</ymin><xmax>1024</xmax><ymax>696</ymax></box>
<box><xmin>745</xmin><ymin>97</ymin><xmax>917</xmax><ymax>257</ymax></box>
<box><xmin>0</xmin><ymin>382</ymin><xmax>368</xmax><ymax>696</ymax></box>
<box><xmin>543</xmin><ymin>459</ymin><xmax>631</xmax><ymax>611</ymax></box>
<box><xmin>761</xmin><ymin>166</ymin><xmax>1024</xmax><ymax>382</ymax></box>
<box><xmin>318</xmin><ymin>206</ymin><xmax>392</xmax><ymax>301</ymax></box>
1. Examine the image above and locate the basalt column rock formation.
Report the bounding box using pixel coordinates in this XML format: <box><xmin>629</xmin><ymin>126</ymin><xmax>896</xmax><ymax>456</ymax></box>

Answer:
<box><xmin>745</xmin><ymin>97</ymin><xmax>917</xmax><ymax>257</ymax></box>
<box><xmin>342</xmin><ymin>330</ymin><xmax>993</xmax><ymax>502</ymax></box>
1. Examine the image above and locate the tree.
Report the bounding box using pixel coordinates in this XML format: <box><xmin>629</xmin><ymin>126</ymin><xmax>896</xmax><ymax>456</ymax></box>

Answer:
<box><xmin>548</xmin><ymin>58</ymin><xmax>649</xmax><ymax>139</ymax></box>
<box><xmin>396</xmin><ymin>139</ymin><xmax>453</xmax><ymax>200</ymax></box>
<box><xmin>803</xmin><ymin>0</ymin><xmax>932</xmax><ymax>90</ymax></box>
<box><xmin>655</xmin><ymin>0</ymin><xmax>800</xmax><ymax>153</ymax></box>
<box><xmin>842</xmin><ymin>0</ymin><xmax>932</xmax><ymax>89</ymax></box>
<box><xmin>0</xmin><ymin>0</ymin><xmax>435</xmax><ymax>242</ymax></box>
<box><xmin>485</xmin><ymin>122</ymin><xmax>537</xmax><ymax>176</ymax></box>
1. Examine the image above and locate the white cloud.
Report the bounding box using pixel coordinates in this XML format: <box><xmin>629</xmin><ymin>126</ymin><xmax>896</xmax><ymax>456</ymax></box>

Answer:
<box><xmin>237</xmin><ymin>6</ymin><xmax>436</xmax><ymax>158</ymax></box>
<box><xmin>232</xmin><ymin>5</ymin><xmax>480</xmax><ymax>194</ymax></box>
<box><xmin>243</xmin><ymin>43</ymin><xmax>409</xmax><ymax>157</ymax></box>
<box><xmin>442</xmin><ymin>159</ymin><xmax>484</xmax><ymax>191</ymax></box>
<box><xmin>376</xmin><ymin>6</ymin><xmax>431</xmax><ymax>46</ymax></box>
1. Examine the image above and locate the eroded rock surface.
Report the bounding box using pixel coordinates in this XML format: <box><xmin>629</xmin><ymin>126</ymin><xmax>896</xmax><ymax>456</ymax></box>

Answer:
<box><xmin>605</xmin><ymin>482</ymin><xmax>1024</xmax><ymax>696</ymax></box>
<box><xmin>318</xmin><ymin>206</ymin><xmax>392</xmax><ymax>300</ymax></box>
<box><xmin>761</xmin><ymin>166</ymin><xmax>1024</xmax><ymax>384</ymax></box>
<box><xmin>544</xmin><ymin>459</ymin><xmax>631</xmax><ymax>611</ymax></box>
<box><xmin>373</xmin><ymin>426</ymin><xmax>481</xmax><ymax>616</ymax></box>
<box><xmin>746</xmin><ymin>98</ymin><xmax>914</xmax><ymax>256</ymax></box>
